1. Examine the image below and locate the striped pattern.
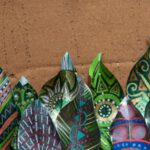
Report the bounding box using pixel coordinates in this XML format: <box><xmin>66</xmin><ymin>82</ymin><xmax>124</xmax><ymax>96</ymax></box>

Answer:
<box><xmin>57</xmin><ymin>78</ymin><xmax>100</xmax><ymax>149</ymax></box>
<box><xmin>0</xmin><ymin>68</ymin><xmax>18</xmax><ymax>149</ymax></box>
<box><xmin>18</xmin><ymin>100</ymin><xmax>62</xmax><ymax>150</ymax></box>
<box><xmin>110</xmin><ymin>96</ymin><xmax>150</xmax><ymax>150</ymax></box>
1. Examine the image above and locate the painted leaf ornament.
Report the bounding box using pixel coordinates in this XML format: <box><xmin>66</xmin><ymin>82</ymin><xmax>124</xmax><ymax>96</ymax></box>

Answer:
<box><xmin>110</xmin><ymin>96</ymin><xmax>150</xmax><ymax>150</ymax></box>
<box><xmin>126</xmin><ymin>46</ymin><xmax>150</xmax><ymax>116</ymax></box>
<box><xmin>0</xmin><ymin>68</ymin><xmax>18</xmax><ymax>149</ymax></box>
<box><xmin>39</xmin><ymin>65</ymin><xmax>79</xmax><ymax>123</ymax></box>
<box><xmin>18</xmin><ymin>100</ymin><xmax>62</xmax><ymax>150</ymax></box>
<box><xmin>89</xmin><ymin>53</ymin><xmax>124</xmax><ymax>150</ymax></box>
<box><xmin>39</xmin><ymin>52</ymin><xmax>100</xmax><ymax>149</ymax></box>
<box><xmin>11</xmin><ymin>76</ymin><xmax>38</xmax><ymax>150</ymax></box>
<box><xmin>12</xmin><ymin>76</ymin><xmax>38</xmax><ymax>115</ymax></box>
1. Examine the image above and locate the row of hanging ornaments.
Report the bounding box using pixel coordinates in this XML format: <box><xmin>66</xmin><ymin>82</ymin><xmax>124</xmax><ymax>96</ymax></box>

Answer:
<box><xmin>0</xmin><ymin>46</ymin><xmax>150</xmax><ymax>150</ymax></box>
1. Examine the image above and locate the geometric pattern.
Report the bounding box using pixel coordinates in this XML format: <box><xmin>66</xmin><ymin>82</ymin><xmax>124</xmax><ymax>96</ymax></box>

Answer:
<box><xmin>110</xmin><ymin>96</ymin><xmax>150</xmax><ymax>150</ymax></box>
<box><xmin>18</xmin><ymin>100</ymin><xmax>62</xmax><ymax>150</ymax></box>
<box><xmin>57</xmin><ymin>78</ymin><xmax>100</xmax><ymax>149</ymax></box>
<box><xmin>126</xmin><ymin>46</ymin><xmax>150</xmax><ymax>116</ymax></box>
<box><xmin>89</xmin><ymin>53</ymin><xmax>124</xmax><ymax>150</ymax></box>
<box><xmin>40</xmin><ymin>52</ymin><xmax>100</xmax><ymax>149</ymax></box>
<box><xmin>0</xmin><ymin>68</ymin><xmax>18</xmax><ymax>149</ymax></box>
<box><xmin>11</xmin><ymin>76</ymin><xmax>38</xmax><ymax>150</ymax></box>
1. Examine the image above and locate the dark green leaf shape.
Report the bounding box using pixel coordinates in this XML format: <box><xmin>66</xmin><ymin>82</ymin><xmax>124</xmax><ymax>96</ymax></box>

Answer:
<box><xmin>11</xmin><ymin>76</ymin><xmax>38</xmax><ymax>150</ymax></box>
<box><xmin>126</xmin><ymin>47</ymin><xmax>150</xmax><ymax>116</ymax></box>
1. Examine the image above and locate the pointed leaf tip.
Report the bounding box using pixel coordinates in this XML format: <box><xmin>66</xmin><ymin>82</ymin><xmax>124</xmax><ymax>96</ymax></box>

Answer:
<box><xmin>89</xmin><ymin>52</ymin><xmax>102</xmax><ymax>78</ymax></box>
<box><xmin>19</xmin><ymin>76</ymin><xmax>29</xmax><ymax>86</ymax></box>
<box><xmin>97</xmin><ymin>52</ymin><xmax>102</xmax><ymax>62</ymax></box>
<box><xmin>61</xmin><ymin>51</ymin><xmax>76</xmax><ymax>71</ymax></box>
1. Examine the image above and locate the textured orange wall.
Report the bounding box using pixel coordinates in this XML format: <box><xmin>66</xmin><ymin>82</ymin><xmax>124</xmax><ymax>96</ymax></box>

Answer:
<box><xmin>0</xmin><ymin>0</ymin><xmax>150</xmax><ymax>92</ymax></box>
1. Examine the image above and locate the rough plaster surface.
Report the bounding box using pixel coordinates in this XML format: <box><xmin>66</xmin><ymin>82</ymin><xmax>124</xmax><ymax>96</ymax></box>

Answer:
<box><xmin>0</xmin><ymin>0</ymin><xmax>150</xmax><ymax>92</ymax></box>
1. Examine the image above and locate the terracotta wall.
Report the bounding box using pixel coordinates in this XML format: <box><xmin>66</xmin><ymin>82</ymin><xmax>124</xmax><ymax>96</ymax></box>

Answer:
<box><xmin>0</xmin><ymin>0</ymin><xmax>150</xmax><ymax>92</ymax></box>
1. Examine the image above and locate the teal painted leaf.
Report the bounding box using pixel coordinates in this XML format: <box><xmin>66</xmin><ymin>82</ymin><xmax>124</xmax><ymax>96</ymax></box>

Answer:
<box><xmin>126</xmin><ymin>47</ymin><xmax>150</xmax><ymax>116</ymax></box>
<box><xmin>89</xmin><ymin>53</ymin><xmax>124</xmax><ymax>150</ymax></box>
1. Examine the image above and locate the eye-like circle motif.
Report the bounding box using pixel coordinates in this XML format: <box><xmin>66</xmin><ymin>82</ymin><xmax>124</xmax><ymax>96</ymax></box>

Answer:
<box><xmin>112</xmin><ymin>126</ymin><xmax>128</xmax><ymax>141</ymax></box>
<box><xmin>95</xmin><ymin>99</ymin><xmax>118</xmax><ymax>123</ymax></box>
<box><xmin>132</xmin><ymin>125</ymin><xmax>147</xmax><ymax>139</ymax></box>
<box><xmin>98</xmin><ymin>104</ymin><xmax>112</xmax><ymax>118</ymax></box>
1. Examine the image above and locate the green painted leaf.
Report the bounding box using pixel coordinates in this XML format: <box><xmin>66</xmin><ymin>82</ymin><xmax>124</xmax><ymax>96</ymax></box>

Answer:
<box><xmin>89</xmin><ymin>53</ymin><xmax>124</xmax><ymax>150</ymax></box>
<box><xmin>0</xmin><ymin>68</ymin><xmax>18</xmax><ymax>149</ymax></box>
<box><xmin>11</xmin><ymin>76</ymin><xmax>38</xmax><ymax>150</ymax></box>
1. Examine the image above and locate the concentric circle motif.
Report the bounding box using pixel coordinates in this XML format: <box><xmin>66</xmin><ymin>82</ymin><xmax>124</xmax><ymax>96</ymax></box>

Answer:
<box><xmin>112</xmin><ymin>126</ymin><xmax>128</xmax><ymax>141</ymax></box>
<box><xmin>131</xmin><ymin>125</ymin><xmax>147</xmax><ymax>139</ymax></box>
<box><xmin>98</xmin><ymin>104</ymin><xmax>112</xmax><ymax>118</ymax></box>
<box><xmin>95</xmin><ymin>99</ymin><xmax>118</xmax><ymax>122</ymax></box>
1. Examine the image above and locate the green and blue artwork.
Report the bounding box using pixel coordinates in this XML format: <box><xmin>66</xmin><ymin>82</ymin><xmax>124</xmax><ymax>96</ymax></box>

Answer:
<box><xmin>11</xmin><ymin>76</ymin><xmax>38</xmax><ymax>150</ymax></box>
<box><xmin>89</xmin><ymin>53</ymin><xmax>124</xmax><ymax>150</ymax></box>
<box><xmin>0</xmin><ymin>68</ymin><xmax>18</xmax><ymax>149</ymax></box>
<box><xmin>39</xmin><ymin>52</ymin><xmax>100</xmax><ymax>149</ymax></box>
<box><xmin>126</xmin><ymin>46</ymin><xmax>150</xmax><ymax>117</ymax></box>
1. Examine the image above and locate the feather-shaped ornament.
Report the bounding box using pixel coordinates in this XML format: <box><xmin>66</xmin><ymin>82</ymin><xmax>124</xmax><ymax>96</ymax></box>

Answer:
<box><xmin>110</xmin><ymin>96</ymin><xmax>150</xmax><ymax>150</ymax></box>
<box><xmin>39</xmin><ymin>52</ymin><xmax>100</xmax><ymax>149</ymax></box>
<box><xmin>0</xmin><ymin>68</ymin><xmax>18</xmax><ymax>149</ymax></box>
<box><xmin>126</xmin><ymin>46</ymin><xmax>150</xmax><ymax>116</ymax></box>
<box><xmin>89</xmin><ymin>53</ymin><xmax>124</xmax><ymax>150</ymax></box>
<box><xmin>17</xmin><ymin>100</ymin><xmax>62</xmax><ymax>150</ymax></box>
<box><xmin>11</xmin><ymin>76</ymin><xmax>38</xmax><ymax>150</ymax></box>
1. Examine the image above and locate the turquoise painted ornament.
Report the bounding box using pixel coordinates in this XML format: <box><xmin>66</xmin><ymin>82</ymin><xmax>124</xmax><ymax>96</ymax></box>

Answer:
<box><xmin>126</xmin><ymin>46</ymin><xmax>150</xmax><ymax>116</ymax></box>
<box><xmin>39</xmin><ymin>52</ymin><xmax>100</xmax><ymax>149</ymax></box>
